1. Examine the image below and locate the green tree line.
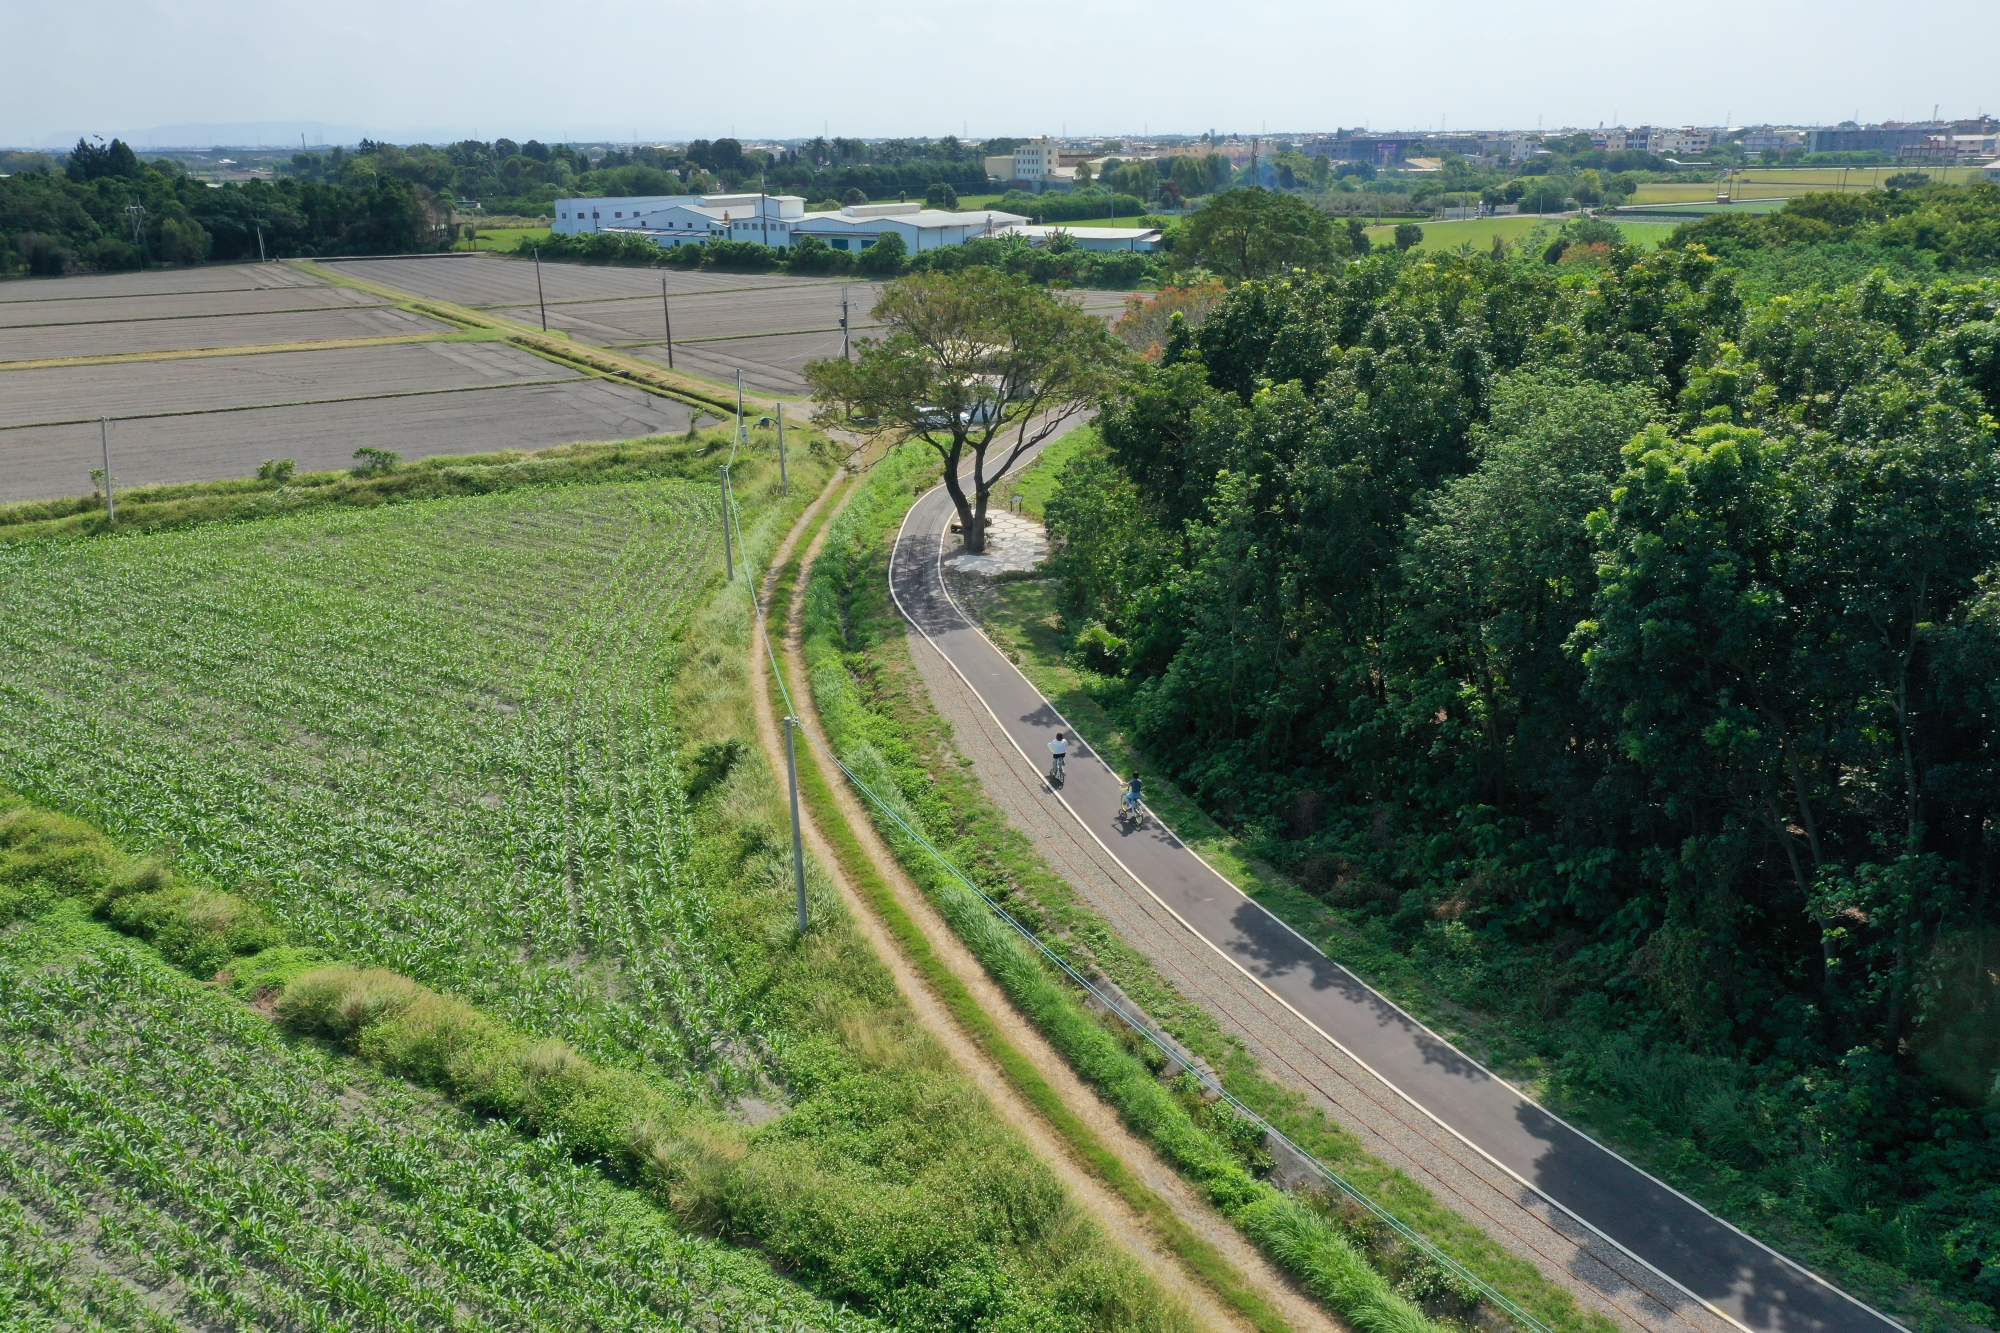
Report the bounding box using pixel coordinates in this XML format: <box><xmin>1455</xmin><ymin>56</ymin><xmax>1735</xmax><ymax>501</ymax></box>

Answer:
<box><xmin>1</xmin><ymin>138</ymin><xmax>444</xmax><ymax>274</ymax></box>
<box><xmin>1042</xmin><ymin>186</ymin><xmax>2000</xmax><ymax>1324</ymax></box>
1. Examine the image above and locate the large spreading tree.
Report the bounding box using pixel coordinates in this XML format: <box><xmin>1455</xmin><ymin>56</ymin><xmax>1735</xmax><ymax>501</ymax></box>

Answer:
<box><xmin>805</xmin><ymin>268</ymin><xmax>1126</xmax><ymax>551</ymax></box>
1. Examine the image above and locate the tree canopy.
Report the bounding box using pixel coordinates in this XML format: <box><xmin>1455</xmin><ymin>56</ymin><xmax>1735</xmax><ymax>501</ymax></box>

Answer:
<box><xmin>1175</xmin><ymin>187</ymin><xmax>1343</xmax><ymax>282</ymax></box>
<box><xmin>1043</xmin><ymin>220</ymin><xmax>2000</xmax><ymax>1319</ymax></box>
<box><xmin>804</xmin><ymin>269</ymin><xmax>1125</xmax><ymax>551</ymax></box>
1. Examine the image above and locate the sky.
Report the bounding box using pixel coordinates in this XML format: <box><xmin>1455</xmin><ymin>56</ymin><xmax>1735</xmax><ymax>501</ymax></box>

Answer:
<box><xmin>7</xmin><ymin>0</ymin><xmax>1995</xmax><ymax>148</ymax></box>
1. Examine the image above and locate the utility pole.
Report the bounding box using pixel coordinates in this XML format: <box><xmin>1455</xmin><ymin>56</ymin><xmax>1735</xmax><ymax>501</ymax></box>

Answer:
<box><xmin>661</xmin><ymin>276</ymin><xmax>674</xmax><ymax>368</ymax></box>
<box><xmin>532</xmin><ymin>247</ymin><xmax>547</xmax><ymax>330</ymax></box>
<box><xmin>785</xmin><ymin>716</ymin><xmax>808</xmax><ymax>933</ymax></box>
<box><xmin>736</xmin><ymin>369</ymin><xmax>745</xmax><ymax>446</ymax></box>
<box><xmin>99</xmin><ymin>417</ymin><xmax>114</xmax><ymax>521</ymax></box>
<box><xmin>841</xmin><ymin>285</ymin><xmax>850</xmax><ymax>360</ymax></box>
<box><xmin>777</xmin><ymin>403</ymin><xmax>787</xmax><ymax>497</ymax></box>
<box><xmin>720</xmin><ymin>464</ymin><xmax>734</xmax><ymax>580</ymax></box>
<box><xmin>124</xmin><ymin>204</ymin><xmax>148</xmax><ymax>251</ymax></box>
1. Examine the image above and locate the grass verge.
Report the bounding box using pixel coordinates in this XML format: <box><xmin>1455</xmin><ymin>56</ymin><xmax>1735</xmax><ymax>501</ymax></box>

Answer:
<box><xmin>760</xmin><ymin>464</ymin><xmax>1293</xmax><ymax>1333</ymax></box>
<box><xmin>794</xmin><ymin>444</ymin><xmax>1580</xmax><ymax>1333</ymax></box>
<box><xmin>0</xmin><ymin>429</ymin><xmax>752</xmax><ymax>542</ymax></box>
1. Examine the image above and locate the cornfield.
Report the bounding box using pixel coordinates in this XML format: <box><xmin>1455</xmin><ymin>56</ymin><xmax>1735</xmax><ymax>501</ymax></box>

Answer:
<box><xmin>0</xmin><ymin>917</ymin><xmax>873</xmax><ymax>1332</ymax></box>
<box><xmin>0</xmin><ymin>482</ymin><xmax>768</xmax><ymax>1094</ymax></box>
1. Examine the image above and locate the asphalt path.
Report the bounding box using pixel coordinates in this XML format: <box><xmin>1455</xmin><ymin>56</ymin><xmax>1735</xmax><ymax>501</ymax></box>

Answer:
<box><xmin>887</xmin><ymin>441</ymin><xmax>1907</xmax><ymax>1333</ymax></box>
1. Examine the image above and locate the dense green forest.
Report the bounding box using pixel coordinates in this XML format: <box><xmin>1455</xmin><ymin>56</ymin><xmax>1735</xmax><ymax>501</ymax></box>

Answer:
<box><xmin>0</xmin><ymin>138</ymin><xmax>443</xmax><ymax>272</ymax></box>
<box><xmin>1045</xmin><ymin>183</ymin><xmax>2000</xmax><ymax>1325</ymax></box>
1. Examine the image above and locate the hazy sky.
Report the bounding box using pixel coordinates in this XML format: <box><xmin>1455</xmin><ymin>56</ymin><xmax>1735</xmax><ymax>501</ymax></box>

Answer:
<box><xmin>8</xmin><ymin>0</ymin><xmax>1995</xmax><ymax>147</ymax></box>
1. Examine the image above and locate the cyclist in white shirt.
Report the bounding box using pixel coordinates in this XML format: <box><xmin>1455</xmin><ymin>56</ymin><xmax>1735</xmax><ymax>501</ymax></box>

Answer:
<box><xmin>1047</xmin><ymin>731</ymin><xmax>1068</xmax><ymax>779</ymax></box>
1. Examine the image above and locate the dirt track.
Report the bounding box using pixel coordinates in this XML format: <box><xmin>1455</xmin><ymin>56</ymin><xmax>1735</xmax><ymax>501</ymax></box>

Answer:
<box><xmin>746</xmin><ymin>468</ymin><xmax>1339</xmax><ymax>1333</ymax></box>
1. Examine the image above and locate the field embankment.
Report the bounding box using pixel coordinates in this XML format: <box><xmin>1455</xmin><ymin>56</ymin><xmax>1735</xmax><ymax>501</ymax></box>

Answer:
<box><xmin>0</xmin><ymin>441</ymin><xmax>1197</xmax><ymax>1331</ymax></box>
<box><xmin>790</xmin><ymin>441</ymin><xmax>1608</xmax><ymax>1333</ymax></box>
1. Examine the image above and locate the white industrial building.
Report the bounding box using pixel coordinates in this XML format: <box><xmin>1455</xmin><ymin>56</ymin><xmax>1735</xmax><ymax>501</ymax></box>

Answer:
<box><xmin>554</xmin><ymin>193</ymin><xmax>804</xmax><ymax>246</ymax></box>
<box><xmin>998</xmin><ymin>224</ymin><xmax>1163</xmax><ymax>253</ymax></box>
<box><xmin>792</xmin><ymin>201</ymin><xmax>1027</xmax><ymax>252</ymax></box>
<box><xmin>558</xmin><ymin>193</ymin><xmax>1030</xmax><ymax>253</ymax></box>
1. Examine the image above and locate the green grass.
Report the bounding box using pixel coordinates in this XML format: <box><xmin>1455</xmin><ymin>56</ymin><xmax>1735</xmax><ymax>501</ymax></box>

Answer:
<box><xmin>0</xmin><ymin>434</ymin><xmax>752</xmax><ymax>542</ymax></box>
<box><xmin>768</xmin><ymin>468</ymin><xmax>1296</xmax><ymax>1333</ymax></box>
<box><xmin>0</xmin><ymin>446</ymin><xmax>1193</xmax><ymax>1332</ymax></box>
<box><xmin>0</xmin><ymin>901</ymin><xmax>870</xmax><ymax>1333</ymax></box>
<box><xmin>460</xmin><ymin>225</ymin><xmax>553</xmax><ymax>252</ymax></box>
<box><xmin>1630</xmin><ymin>166</ymin><xmax>1983</xmax><ymax>206</ymax></box>
<box><xmin>793</xmin><ymin>443</ymin><xmax>1622</xmax><ymax>1333</ymax></box>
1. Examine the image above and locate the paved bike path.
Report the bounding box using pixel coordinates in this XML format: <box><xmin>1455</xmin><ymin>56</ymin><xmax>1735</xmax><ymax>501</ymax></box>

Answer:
<box><xmin>889</xmin><ymin>469</ymin><xmax>1902</xmax><ymax>1333</ymax></box>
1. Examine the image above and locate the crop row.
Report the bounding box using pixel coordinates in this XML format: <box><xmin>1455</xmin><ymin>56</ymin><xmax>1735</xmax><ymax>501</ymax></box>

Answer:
<box><xmin>0</xmin><ymin>483</ymin><xmax>769</xmax><ymax>1094</ymax></box>
<box><xmin>0</xmin><ymin>914</ymin><xmax>873</xmax><ymax>1332</ymax></box>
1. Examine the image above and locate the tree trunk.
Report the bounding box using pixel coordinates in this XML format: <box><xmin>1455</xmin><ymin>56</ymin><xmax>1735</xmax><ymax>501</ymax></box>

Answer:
<box><xmin>938</xmin><ymin>438</ymin><xmax>985</xmax><ymax>553</ymax></box>
<box><xmin>969</xmin><ymin>485</ymin><xmax>990</xmax><ymax>554</ymax></box>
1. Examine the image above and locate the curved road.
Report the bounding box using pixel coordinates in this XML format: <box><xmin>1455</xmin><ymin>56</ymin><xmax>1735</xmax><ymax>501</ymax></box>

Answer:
<box><xmin>888</xmin><ymin>451</ymin><xmax>1905</xmax><ymax>1333</ymax></box>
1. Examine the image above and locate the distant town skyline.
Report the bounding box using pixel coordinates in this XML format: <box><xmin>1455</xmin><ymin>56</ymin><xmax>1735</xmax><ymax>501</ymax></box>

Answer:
<box><xmin>6</xmin><ymin>0</ymin><xmax>1992</xmax><ymax>149</ymax></box>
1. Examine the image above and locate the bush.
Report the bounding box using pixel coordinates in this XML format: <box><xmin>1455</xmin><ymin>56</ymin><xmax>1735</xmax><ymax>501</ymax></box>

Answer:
<box><xmin>926</xmin><ymin>182</ymin><xmax>959</xmax><ymax>209</ymax></box>
<box><xmin>257</xmin><ymin>458</ymin><xmax>296</xmax><ymax>483</ymax></box>
<box><xmin>84</xmin><ymin>237</ymin><xmax>143</xmax><ymax>271</ymax></box>
<box><xmin>1075</xmin><ymin>622</ymin><xmax>1128</xmax><ymax>674</ymax></box>
<box><xmin>787</xmin><ymin>234</ymin><xmax>850</xmax><ymax>276</ymax></box>
<box><xmin>841</xmin><ymin>187</ymin><xmax>867</xmax><ymax>206</ymax></box>
<box><xmin>352</xmin><ymin>447</ymin><xmax>400</xmax><ymax>474</ymax></box>
<box><xmin>856</xmin><ymin>230</ymin><xmax>908</xmax><ymax>276</ymax></box>
<box><xmin>700</xmin><ymin>238</ymin><xmax>784</xmax><ymax>272</ymax></box>
<box><xmin>156</xmin><ymin>216</ymin><xmax>211</xmax><ymax>264</ymax></box>
<box><xmin>15</xmin><ymin>231</ymin><xmax>71</xmax><ymax>275</ymax></box>
<box><xmin>1393</xmin><ymin>223</ymin><xmax>1423</xmax><ymax>251</ymax></box>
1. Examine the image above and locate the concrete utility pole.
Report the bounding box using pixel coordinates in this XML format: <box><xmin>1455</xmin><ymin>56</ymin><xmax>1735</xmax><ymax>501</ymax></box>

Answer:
<box><xmin>532</xmin><ymin>247</ymin><xmax>547</xmax><ymax>330</ymax></box>
<box><xmin>661</xmin><ymin>276</ymin><xmax>674</xmax><ymax>368</ymax></box>
<box><xmin>255</xmin><ymin>223</ymin><xmax>266</xmax><ymax>263</ymax></box>
<box><xmin>99</xmin><ymin>417</ymin><xmax>114</xmax><ymax>521</ymax></box>
<box><xmin>777</xmin><ymin>403</ymin><xmax>787</xmax><ymax>497</ymax></box>
<box><xmin>785</xmin><ymin>716</ymin><xmax>808</xmax><ymax>933</ymax></box>
<box><xmin>841</xmin><ymin>286</ymin><xmax>850</xmax><ymax>360</ymax></box>
<box><xmin>720</xmin><ymin>464</ymin><xmax>734</xmax><ymax>580</ymax></box>
<box><xmin>736</xmin><ymin>369</ymin><xmax>746</xmax><ymax>446</ymax></box>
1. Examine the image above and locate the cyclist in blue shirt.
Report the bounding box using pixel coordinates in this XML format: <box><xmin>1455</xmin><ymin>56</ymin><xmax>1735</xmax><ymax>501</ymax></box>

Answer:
<box><xmin>1122</xmin><ymin>774</ymin><xmax>1144</xmax><ymax>815</ymax></box>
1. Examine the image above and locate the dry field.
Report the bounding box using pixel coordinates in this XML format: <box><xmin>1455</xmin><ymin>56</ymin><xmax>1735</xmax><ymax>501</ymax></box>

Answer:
<box><xmin>0</xmin><ymin>255</ymin><xmax>1129</xmax><ymax>500</ymax></box>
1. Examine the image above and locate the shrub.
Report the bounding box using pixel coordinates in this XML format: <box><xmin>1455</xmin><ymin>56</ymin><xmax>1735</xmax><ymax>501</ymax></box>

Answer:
<box><xmin>15</xmin><ymin>231</ymin><xmax>71</xmax><ymax>275</ymax></box>
<box><xmin>926</xmin><ymin>182</ymin><xmax>959</xmax><ymax>209</ymax></box>
<box><xmin>257</xmin><ymin>458</ymin><xmax>296</xmax><ymax>482</ymax></box>
<box><xmin>352</xmin><ymin>446</ymin><xmax>400</xmax><ymax>474</ymax></box>
<box><xmin>841</xmin><ymin>187</ymin><xmax>867</xmax><ymax>206</ymax></box>
<box><xmin>85</xmin><ymin>237</ymin><xmax>143</xmax><ymax>271</ymax></box>
<box><xmin>1393</xmin><ymin>223</ymin><xmax>1423</xmax><ymax>252</ymax></box>
<box><xmin>157</xmin><ymin>216</ymin><xmax>211</xmax><ymax>264</ymax></box>
<box><xmin>856</xmin><ymin>230</ymin><xmax>908</xmax><ymax>276</ymax></box>
<box><xmin>1075</xmin><ymin>622</ymin><xmax>1127</xmax><ymax>674</ymax></box>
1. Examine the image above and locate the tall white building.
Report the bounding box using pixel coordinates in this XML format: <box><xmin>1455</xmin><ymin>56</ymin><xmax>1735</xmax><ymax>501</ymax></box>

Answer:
<box><xmin>1646</xmin><ymin>127</ymin><xmax>1713</xmax><ymax>156</ymax></box>
<box><xmin>1012</xmin><ymin>138</ymin><xmax>1061</xmax><ymax>183</ymax></box>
